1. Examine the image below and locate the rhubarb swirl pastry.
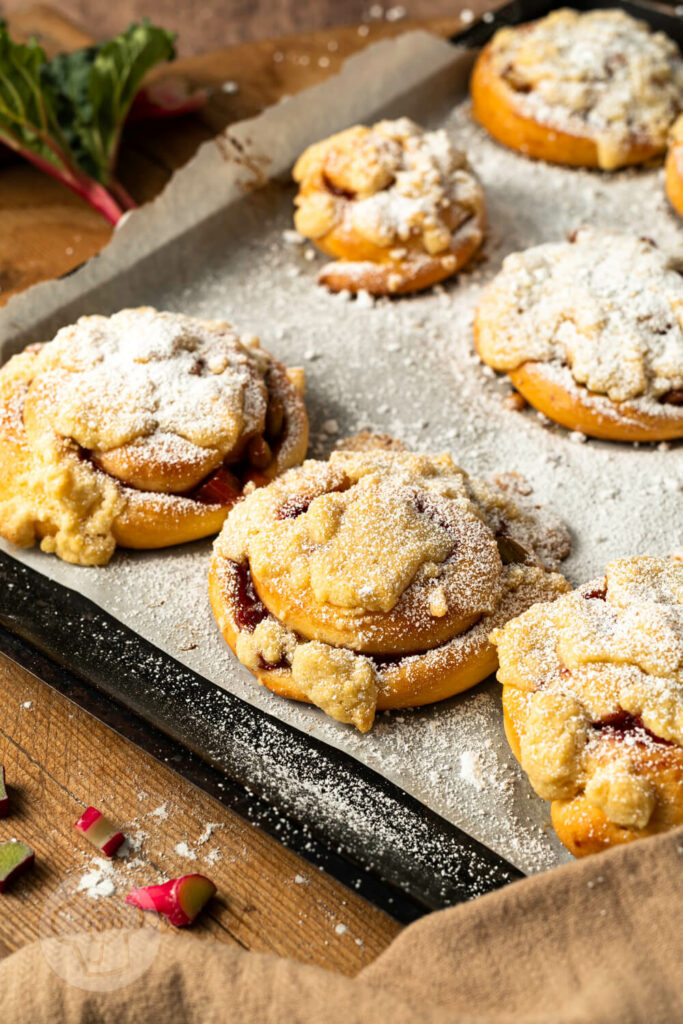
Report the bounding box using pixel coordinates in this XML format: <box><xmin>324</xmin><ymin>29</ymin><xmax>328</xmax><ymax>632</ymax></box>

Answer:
<box><xmin>208</xmin><ymin>442</ymin><xmax>570</xmax><ymax>732</ymax></box>
<box><xmin>471</xmin><ymin>8</ymin><xmax>683</xmax><ymax>170</ymax></box>
<box><xmin>0</xmin><ymin>308</ymin><xmax>308</xmax><ymax>566</ymax></box>
<box><xmin>492</xmin><ymin>556</ymin><xmax>683</xmax><ymax>857</ymax></box>
<box><xmin>292</xmin><ymin>118</ymin><xmax>486</xmax><ymax>295</ymax></box>
<box><xmin>474</xmin><ymin>230</ymin><xmax>683</xmax><ymax>442</ymax></box>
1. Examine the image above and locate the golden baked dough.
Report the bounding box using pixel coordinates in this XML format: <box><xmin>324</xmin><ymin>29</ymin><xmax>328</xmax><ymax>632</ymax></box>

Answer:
<box><xmin>209</xmin><ymin>442</ymin><xmax>570</xmax><ymax>732</ymax></box>
<box><xmin>471</xmin><ymin>9</ymin><xmax>683</xmax><ymax>170</ymax></box>
<box><xmin>474</xmin><ymin>229</ymin><xmax>683</xmax><ymax>441</ymax></box>
<box><xmin>292</xmin><ymin>118</ymin><xmax>486</xmax><ymax>295</ymax></box>
<box><xmin>0</xmin><ymin>308</ymin><xmax>308</xmax><ymax>565</ymax></box>
<box><xmin>492</xmin><ymin>556</ymin><xmax>683</xmax><ymax>857</ymax></box>
<box><xmin>666</xmin><ymin>114</ymin><xmax>683</xmax><ymax>218</ymax></box>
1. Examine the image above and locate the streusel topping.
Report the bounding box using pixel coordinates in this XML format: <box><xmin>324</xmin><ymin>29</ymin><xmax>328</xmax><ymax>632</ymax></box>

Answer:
<box><xmin>492</xmin><ymin>556</ymin><xmax>683</xmax><ymax>828</ymax></box>
<box><xmin>214</xmin><ymin>448</ymin><xmax>570</xmax><ymax>730</ymax></box>
<box><xmin>31</xmin><ymin>307</ymin><xmax>271</xmax><ymax>457</ymax></box>
<box><xmin>293</xmin><ymin>118</ymin><xmax>485</xmax><ymax>256</ymax></box>
<box><xmin>488</xmin><ymin>8</ymin><xmax>683</xmax><ymax>169</ymax></box>
<box><xmin>475</xmin><ymin>229</ymin><xmax>683</xmax><ymax>405</ymax></box>
<box><xmin>228</xmin><ymin>450</ymin><xmax>501</xmax><ymax>624</ymax></box>
<box><xmin>0</xmin><ymin>309</ymin><xmax>300</xmax><ymax>565</ymax></box>
<box><xmin>0</xmin><ymin>345</ymin><xmax>125</xmax><ymax>565</ymax></box>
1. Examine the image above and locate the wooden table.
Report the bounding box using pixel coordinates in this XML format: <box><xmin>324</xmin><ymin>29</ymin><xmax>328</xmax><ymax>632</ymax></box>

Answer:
<box><xmin>0</xmin><ymin>2</ymin><xmax>488</xmax><ymax>966</ymax></box>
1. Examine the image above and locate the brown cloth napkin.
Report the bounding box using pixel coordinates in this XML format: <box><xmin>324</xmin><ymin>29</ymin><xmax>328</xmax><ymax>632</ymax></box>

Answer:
<box><xmin>3</xmin><ymin>827</ymin><xmax>682</xmax><ymax>1023</ymax></box>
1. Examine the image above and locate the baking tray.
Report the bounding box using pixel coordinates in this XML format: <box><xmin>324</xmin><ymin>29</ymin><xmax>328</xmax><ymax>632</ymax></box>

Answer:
<box><xmin>1</xmin><ymin>0</ymin><xmax>682</xmax><ymax>920</ymax></box>
<box><xmin>0</xmin><ymin>553</ymin><xmax>521</xmax><ymax>920</ymax></box>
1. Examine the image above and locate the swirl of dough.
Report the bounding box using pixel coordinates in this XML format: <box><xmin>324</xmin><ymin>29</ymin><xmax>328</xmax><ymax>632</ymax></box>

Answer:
<box><xmin>492</xmin><ymin>556</ymin><xmax>683</xmax><ymax>856</ymax></box>
<box><xmin>0</xmin><ymin>308</ymin><xmax>308</xmax><ymax>564</ymax></box>
<box><xmin>210</xmin><ymin>442</ymin><xmax>570</xmax><ymax>731</ymax></box>
<box><xmin>293</xmin><ymin>118</ymin><xmax>486</xmax><ymax>295</ymax></box>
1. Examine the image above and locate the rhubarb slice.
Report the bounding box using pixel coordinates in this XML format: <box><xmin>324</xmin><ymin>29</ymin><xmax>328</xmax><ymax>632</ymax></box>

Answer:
<box><xmin>0</xmin><ymin>766</ymin><xmax>8</xmax><ymax>818</ymax></box>
<box><xmin>193</xmin><ymin>467</ymin><xmax>242</xmax><ymax>506</ymax></box>
<box><xmin>0</xmin><ymin>841</ymin><xmax>34</xmax><ymax>892</ymax></box>
<box><xmin>74</xmin><ymin>806</ymin><xmax>125</xmax><ymax>857</ymax></box>
<box><xmin>126</xmin><ymin>874</ymin><xmax>216</xmax><ymax>927</ymax></box>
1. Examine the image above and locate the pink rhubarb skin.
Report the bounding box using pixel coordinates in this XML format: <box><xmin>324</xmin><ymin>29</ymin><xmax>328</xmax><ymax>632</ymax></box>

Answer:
<box><xmin>128</xmin><ymin>77</ymin><xmax>209</xmax><ymax>120</ymax></box>
<box><xmin>74</xmin><ymin>806</ymin><xmax>125</xmax><ymax>857</ymax></box>
<box><xmin>2</xmin><ymin>141</ymin><xmax>130</xmax><ymax>225</ymax></box>
<box><xmin>0</xmin><ymin>766</ymin><xmax>8</xmax><ymax>818</ymax></box>
<box><xmin>0</xmin><ymin>841</ymin><xmax>34</xmax><ymax>892</ymax></box>
<box><xmin>126</xmin><ymin>875</ymin><xmax>216</xmax><ymax>927</ymax></box>
<box><xmin>0</xmin><ymin>79</ymin><xmax>207</xmax><ymax>223</ymax></box>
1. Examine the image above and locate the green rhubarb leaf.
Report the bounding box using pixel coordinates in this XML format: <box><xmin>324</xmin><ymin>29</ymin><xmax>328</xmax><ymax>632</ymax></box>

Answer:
<box><xmin>0</xmin><ymin>22</ymin><xmax>68</xmax><ymax>170</ymax></box>
<box><xmin>42</xmin><ymin>22</ymin><xmax>176</xmax><ymax>184</ymax></box>
<box><xmin>0</xmin><ymin>19</ymin><xmax>175</xmax><ymax>222</ymax></box>
<box><xmin>41</xmin><ymin>44</ymin><xmax>101</xmax><ymax>179</ymax></box>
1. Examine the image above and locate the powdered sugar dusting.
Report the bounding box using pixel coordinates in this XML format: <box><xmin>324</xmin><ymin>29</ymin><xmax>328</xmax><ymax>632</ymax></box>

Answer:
<box><xmin>460</xmin><ymin>749</ymin><xmax>485</xmax><ymax>790</ymax></box>
<box><xmin>41</xmin><ymin>307</ymin><xmax>270</xmax><ymax>454</ymax></box>
<box><xmin>2</xmin><ymin>49</ymin><xmax>682</xmax><ymax>875</ymax></box>
<box><xmin>77</xmin><ymin>857</ymin><xmax>117</xmax><ymax>899</ymax></box>
<box><xmin>486</xmin><ymin>9</ymin><xmax>683</xmax><ymax>169</ymax></box>
<box><xmin>174</xmin><ymin>841</ymin><xmax>197</xmax><ymax>860</ymax></box>
<box><xmin>475</xmin><ymin>229</ymin><xmax>683</xmax><ymax>409</ymax></box>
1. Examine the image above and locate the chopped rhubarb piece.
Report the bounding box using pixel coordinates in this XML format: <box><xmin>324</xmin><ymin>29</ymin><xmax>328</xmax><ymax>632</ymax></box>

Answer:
<box><xmin>0</xmin><ymin>841</ymin><xmax>34</xmax><ymax>892</ymax></box>
<box><xmin>194</xmin><ymin>467</ymin><xmax>241</xmax><ymax>506</ymax></box>
<box><xmin>126</xmin><ymin>874</ymin><xmax>216</xmax><ymax>927</ymax></box>
<box><xmin>74</xmin><ymin>806</ymin><xmax>125</xmax><ymax>858</ymax></box>
<box><xmin>0</xmin><ymin>766</ymin><xmax>8</xmax><ymax>818</ymax></box>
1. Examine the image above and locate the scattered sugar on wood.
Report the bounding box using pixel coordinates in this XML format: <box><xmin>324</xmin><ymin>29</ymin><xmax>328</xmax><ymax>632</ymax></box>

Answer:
<box><xmin>77</xmin><ymin>857</ymin><xmax>117</xmax><ymax>899</ymax></box>
<box><xmin>197</xmin><ymin>822</ymin><xmax>224</xmax><ymax>845</ymax></box>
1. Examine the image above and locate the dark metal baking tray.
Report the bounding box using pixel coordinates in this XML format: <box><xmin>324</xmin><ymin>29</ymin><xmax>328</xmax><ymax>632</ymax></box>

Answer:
<box><xmin>0</xmin><ymin>551</ymin><xmax>521</xmax><ymax>921</ymax></box>
<box><xmin>2</xmin><ymin>0</ymin><xmax>681</xmax><ymax>921</ymax></box>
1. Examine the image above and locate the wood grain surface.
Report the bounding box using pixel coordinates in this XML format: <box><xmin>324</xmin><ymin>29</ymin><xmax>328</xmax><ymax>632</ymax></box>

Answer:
<box><xmin>0</xmin><ymin>1</ymin><xmax>489</xmax><ymax>965</ymax></box>
<box><xmin>0</xmin><ymin>656</ymin><xmax>401</xmax><ymax>964</ymax></box>
<box><xmin>1</xmin><ymin>0</ymin><xmax>490</xmax><ymax>56</ymax></box>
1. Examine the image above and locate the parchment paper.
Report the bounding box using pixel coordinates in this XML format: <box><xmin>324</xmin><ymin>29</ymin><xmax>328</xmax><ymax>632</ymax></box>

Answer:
<box><xmin>1</xmin><ymin>31</ymin><xmax>681</xmax><ymax>875</ymax></box>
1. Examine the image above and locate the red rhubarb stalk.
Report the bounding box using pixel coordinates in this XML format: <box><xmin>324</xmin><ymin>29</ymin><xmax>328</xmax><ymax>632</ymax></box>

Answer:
<box><xmin>127</xmin><ymin>874</ymin><xmax>216</xmax><ymax>927</ymax></box>
<box><xmin>1</xmin><ymin>136</ymin><xmax>130</xmax><ymax>225</ymax></box>
<box><xmin>74</xmin><ymin>806</ymin><xmax>126</xmax><ymax>857</ymax></box>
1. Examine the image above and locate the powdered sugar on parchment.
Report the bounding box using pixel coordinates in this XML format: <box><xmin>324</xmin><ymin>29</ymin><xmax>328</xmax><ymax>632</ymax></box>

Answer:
<box><xmin>2</xmin><ymin>63</ymin><xmax>682</xmax><ymax>876</ymax></box>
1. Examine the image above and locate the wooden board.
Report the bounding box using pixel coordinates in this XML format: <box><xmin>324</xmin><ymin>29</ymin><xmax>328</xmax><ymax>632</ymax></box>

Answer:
<box><xmin>0</xmin><ymin>653</ymin><xmax>400</xmax><ymax>965</ymax></box>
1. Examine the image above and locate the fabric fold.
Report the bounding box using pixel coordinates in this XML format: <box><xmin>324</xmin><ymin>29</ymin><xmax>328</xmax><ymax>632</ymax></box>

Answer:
<box><xmin>2</xmin><ymin>827</ymin><xmax>681</xmax><ymax>1023</ymax></box>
